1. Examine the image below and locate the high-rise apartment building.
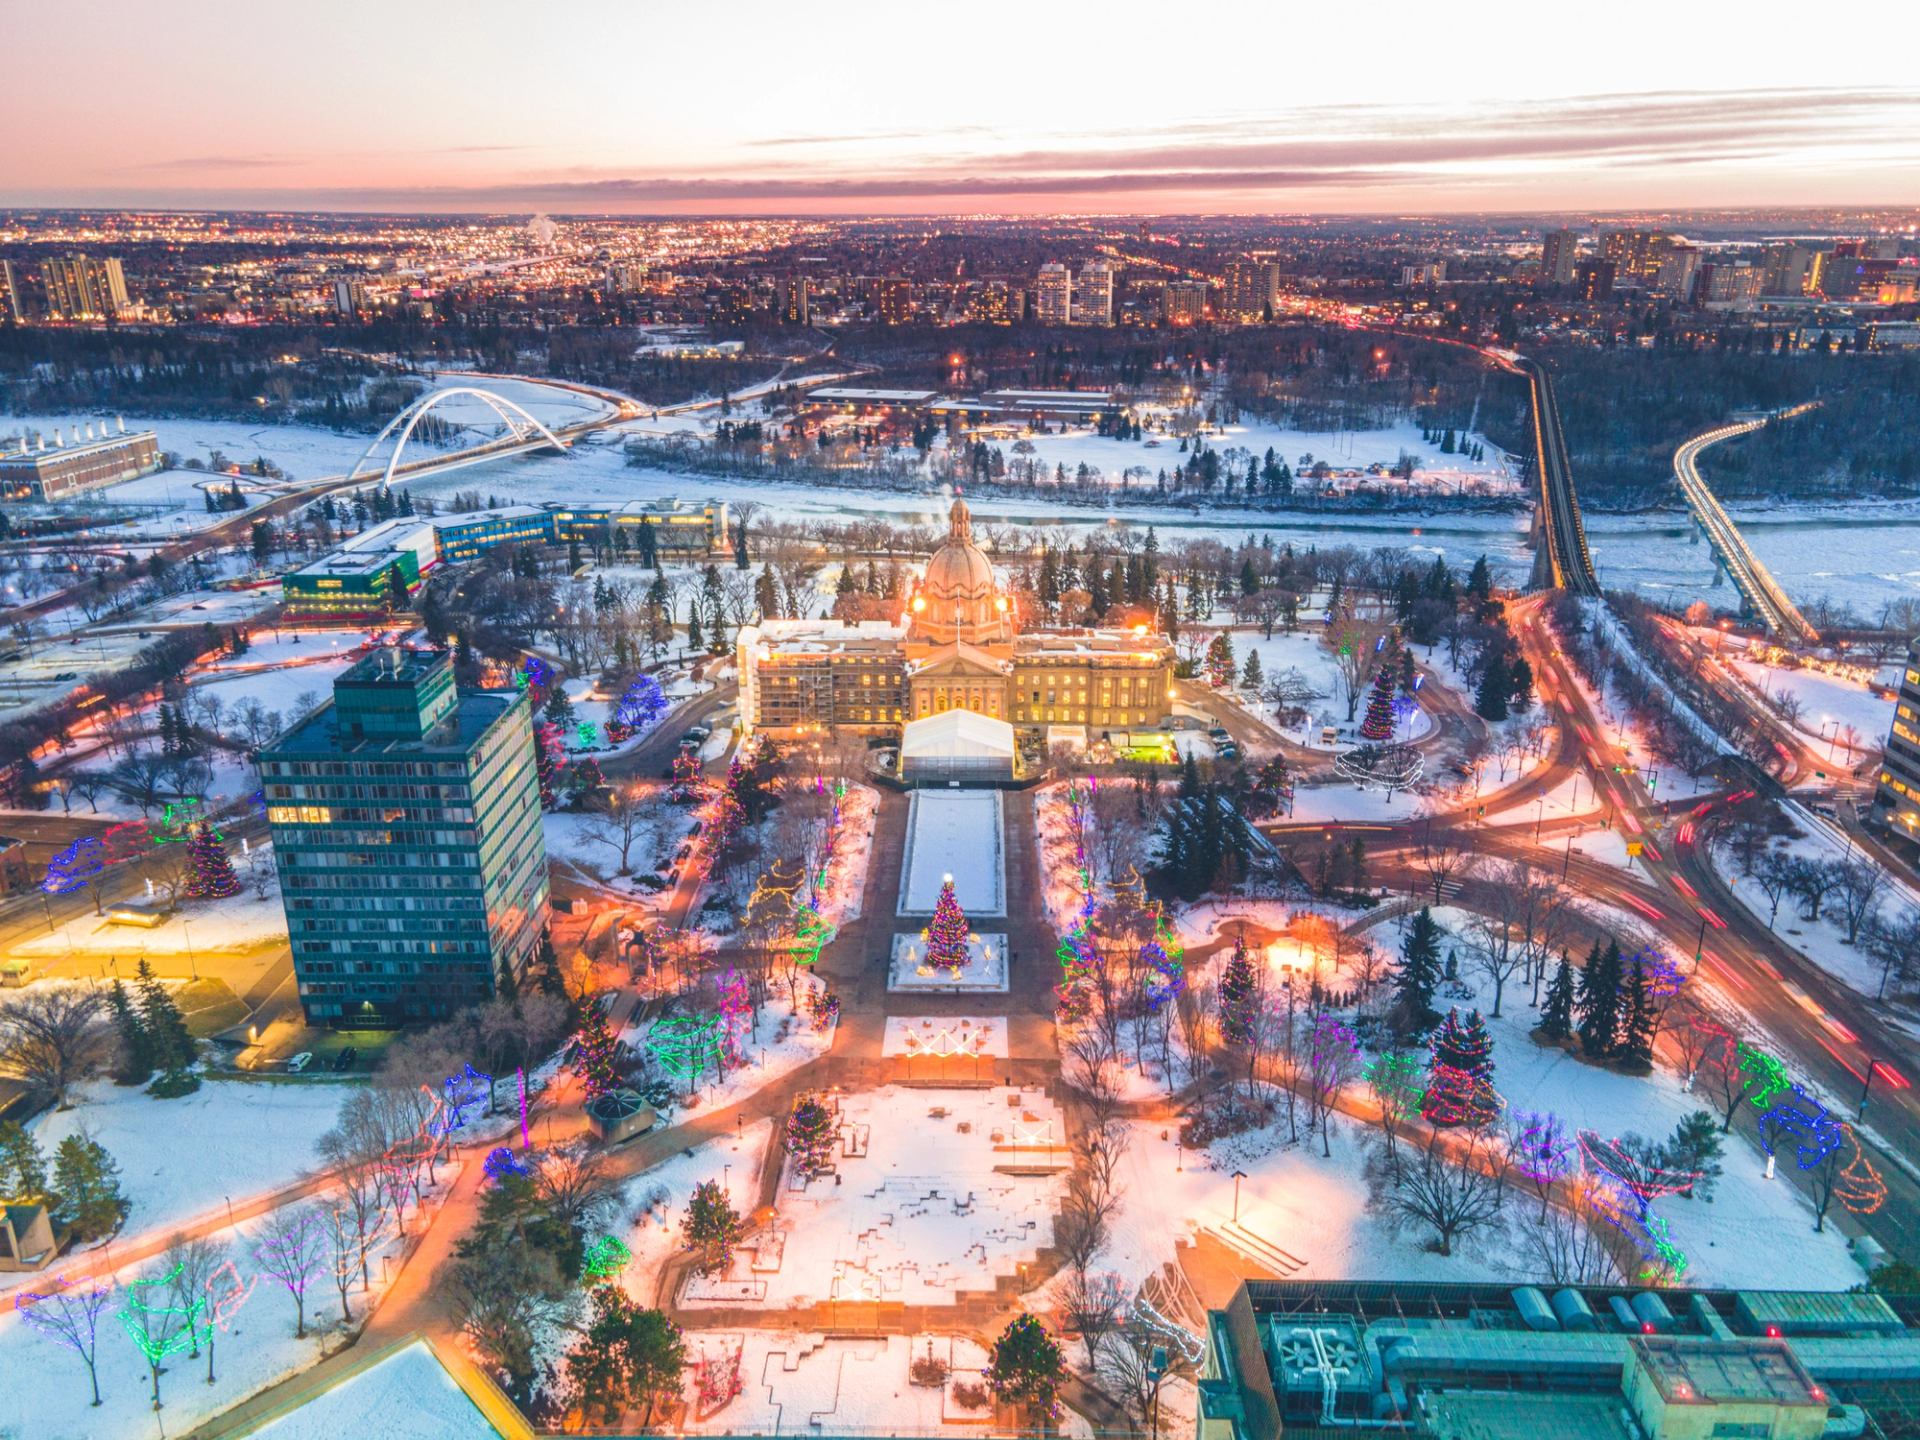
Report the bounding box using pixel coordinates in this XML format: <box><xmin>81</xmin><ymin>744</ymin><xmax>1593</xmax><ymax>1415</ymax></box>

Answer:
<box><xmin>259</xmin><ymin>649</ymin><xmax>549</xmax><ymax>1024</ymax></box>
<box><xmin>1163</xmin><ymin>281</ymin><xmax>1208</xmax><ymax>325</ymax></box>
<box><xmin>1874</xmin><ymin>638</ymin><xmax>1920</xmax><ymax>845</ymax></box>
<box><xmin>1074</xmin><ymin>260</ymin><xmax>1116</xmax><ymax>326</ymax></box>
<box><xmin>1035</xmin><ymin>263</ymin><xmax>1073</xmax><ymax>326</ymax></box>
<box><xmin>1224</xmin><ymin>258</ymin><xmax>1281</xmax><ymax>320</ymax></box>
<box><xmin>1653</xmin><ymin>244</ymin><xmax>1702</xmax><ymax>301</ymax></box>
<box><xmin>41</xmin><ymin>254</ymin><xmax>129</xmax><ymax>321</ymax></box>
<box><xmin>334</xmin><ymin>279</ymin><xmax>369</xmax><ymax>318</ymax></box>
<box><xmin>876</xmin><ymin>276</ymin><xmax>913</xmax><ymax>324</ymax></box>
<box><xmin>1762</xmin><ymin>242</ymin><xmax>1823</xmax><ymax>297</ymax></box>
<box><xmin>1539</xmin><ymin>229</ymin><xmax>1579</xmax><ymax>287</ymax></box>
<box><xmin>1575</xmin><ymin>259</ymin><xmax>1617</xmax><ymax>301</ymax></box>
<box><xmin>1601</xmin><ymin>230</ymin><xmax>1673</xmax><ymax>283</ymax></box>
<box><xmin>0</xmin><ymin>261</ymin><xmax>21</xmax><ymax>323</ymax></box>
<box><xmin>1696</xmin><ymin>261</ymin><xmax>1763</xmax><ymax>308</ymax></box>
<box><xmin>779</xmin><ymin>275</ymin><xmax>810</xmax><ymax>325</ymax></box>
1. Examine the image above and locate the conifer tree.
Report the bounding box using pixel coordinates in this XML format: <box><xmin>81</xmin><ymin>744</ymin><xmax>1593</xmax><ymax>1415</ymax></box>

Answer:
<box><xmin>182</xmin><ymin>823</ymin><xmax>240</xmax><ymax>900</ymax></box>
<box><xmin>51</xmin><ymin>1135</ymin><xmax>127</xmax><ymax>1241</ymax></box>
<box><xmin>0</xmin><ymin>1120</ymin><xmax>50</xmax><ymax>1201</ymax></box>
<box><xmin>1218</xmin><ymin>936</ymin><xmax>1262</xmax><ymax>1091</ymax></box>
<box><xmin>787</xmin><ymin>1094</ymin><xmax>837</xmax><ymax>1179</ymax></box>
<box><xmin>1618</xmin><ymin>953</ymin><xmax>1656</xmax><ymax>1066</ymax></box>
<box><xmin>1422</xmin><ymin>1008</ymin><xmax>1500</xmax><ymax>1127</ymax></box>
<box><xmin>1540</xmin><ymin>955</ymin><xmax>1576</xmax><ymax>1041</ymax></box>
<box><xmin>572</xmin><ymin>1004</ymin><xmax>621</xmax><ymax>1100</ymax></box>
<box><xmin>1475</xmin><ymin>652</ymin><xmax>1511</xmax><ymax>721</ymax></box>
<box><xmin>134</xmin><ymin>959</ymin><xmax>195</xmax><ymax>1081</ymax></box>
<box><xmin>923</xmin><ymin>879</ymin><xmax>972</xmax><ymax>973</ymax></box>
<box><xmin>107</xmin><ymin>979</ymin><xmax>154</xmax><ymax>1085</ymax></box>
<box><xmin>1359</xmin><ymin>664</ymin><xmax>1397</xmax><ymax>740</ymax></box>
<box><xmin>1576</xmin><ymin>940</ymin><xmax>1623</xmax><ymax>1059</ymax></box>
<box><xmin>1394</xmin><ymin>908</ymin><xmax>1443</xmax><ymax>1032</ymax></box>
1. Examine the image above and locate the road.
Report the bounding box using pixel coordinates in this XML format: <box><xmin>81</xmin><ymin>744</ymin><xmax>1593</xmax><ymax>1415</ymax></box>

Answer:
<box><xmin>1506</xmin><ymin>355</ymin><xmax>1600</xmax><ymax>597</ymax></box>
<box><xmin>1672</xmin><ymin>408</ymin><xmax>1821</xmax><ymax>644</ymax></box>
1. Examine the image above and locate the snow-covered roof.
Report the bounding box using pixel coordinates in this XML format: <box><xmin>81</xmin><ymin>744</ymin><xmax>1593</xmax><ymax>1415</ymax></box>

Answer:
<box><xmin>900</xmin><ymin>708</ymin><xmax>1015</xmax><ymax>760</ymax></box>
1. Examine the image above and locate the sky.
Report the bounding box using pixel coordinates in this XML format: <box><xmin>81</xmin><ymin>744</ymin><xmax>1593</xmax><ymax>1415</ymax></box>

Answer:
<box><xmin>5</xmin><ymin>0</ymin><xmax>1919</xmax><ymax>217</ymax></box>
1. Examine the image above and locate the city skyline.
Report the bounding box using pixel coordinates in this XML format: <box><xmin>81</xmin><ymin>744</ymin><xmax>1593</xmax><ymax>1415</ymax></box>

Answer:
<box><xmin>5</xmin><ymin>0</ymin><xmax>1920</xmax><ymax>216</ymax></box>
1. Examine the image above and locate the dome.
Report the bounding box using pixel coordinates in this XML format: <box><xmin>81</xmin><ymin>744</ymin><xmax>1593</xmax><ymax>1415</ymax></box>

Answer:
<box><xmin>911</xmin><ymin>498</ymin><xmax>1013</xmax><ymax>644</ymax></box>
<box><xmin>922</xmin><ymin>499</ymin><xmax>998</xmax><ymax>599</ymax></box>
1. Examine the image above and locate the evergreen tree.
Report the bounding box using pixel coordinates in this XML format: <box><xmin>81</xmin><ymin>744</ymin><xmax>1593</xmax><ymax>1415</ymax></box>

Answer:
<box><xmin>530</xmin><ymin>928</ymin><xmax>569</xmax><ymax>1004</ymax></box>
<box><xmin>1359</xmin><ymin>665</ymin><xmax>1397</xmax><ymax>740</ymax></box>
<box><xmin>1507</xmin><ymin>656</ymin><xmax>1535</xmax><ymax>712</ymax></box>
<box><xmin>182</xmin><ymin>823</ymin><xmax>240</xmax><ymax>900</ymax></box>
<box><xmin>679</xmin><ymin>1179</ymin><xmax>744</xmax><ymax>1275</ymax></box>
<box><xmin>1241</xmin><ymin>649</ymin><xmax>1264</xmax><ymax>689</ymax></box>
<box><xmin>134</xmin><ymin>959</ymin><xmax>195</xmax><ymax>1082</ymax></box>
<box><xmin>0</xmin><ymin>1120</ymin><xmax>50</xmax><ymax>1201</ymax></box>
<box><xmin>1218</xmin><ymin>937</ymin><xmax>1261</xmax><ymax>1090</ymax></box>
<box><xmin>544</xmin><ymin>686</ymin><xmax>576</xmax><ymax>729</ymax></box>
<box><xmin>107</xmin><ymin>979</ymin><xmax>154</xmax><ymax>1085</ymax></box>
<box><xmin>1475</xmin><ymin>652</ymin><xmax>1511</xmax><ymax>721</ymax></box>
<box><xmin>50</xmin><ymin>1135</ymin><xmax>127</xmax><ymax>1241</ymax></box>
<box><xmin>567</xmin><ymin>1289</ymin><xmax>687</xmax><ymax>1428</ymax></box>
<box><xmin>685</xmin><ymin>602</ymin><xmax>704</xmax><ymax>653</ymax></box>
<box><xmin>1394</xmin><ymin>908</ymin><xmax>1443</xmax><ymax>1031</ymax></box>
<box><xmin>572</xmin><ymin>1004</ymin><xmax>622</xmax><ymax>1100</ymax></box>
<box><xmin>1576</xmin><ymin>940</ymin><xmax>1623</xmax><ymax>1059</ymax></box>
<box><xmin>923</xmin><ymin>879</ymin><xmax>972</xmax><ymax>972</ymax></box>
<box><xmin>1618</xmin><ymin>953</ymin><xmax>1656</xmax><ymax>1066</ymax></box>
<box><xmin>787</xmin><ymin>1094</ymin><xmax>837</xmax><ymax>1178</ymax></box>
<box><xmin>1663</xmin><ymin>1111</ymin><xmax>1725</xmax><ymax>1200</ymax></box>
<box><xmin>1540</xmin><ymin>956</ymin><xmax>1576</xmax><ymax>1041</ymax></box>
<box><xmin>986</xmin><ymin>1314</ymin><xmax>1066</xmax><ymax>1418</ymax></box>
<box><xmin>1422</xmin><ymin>1008</ymin><xmax>1500</xmax><ymax>1127</ymax></box>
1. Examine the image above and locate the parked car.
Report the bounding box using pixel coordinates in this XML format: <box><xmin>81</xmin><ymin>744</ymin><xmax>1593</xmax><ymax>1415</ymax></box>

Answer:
<box><xmin>332</xmin><ymin>1047</ymin><xmax>358</xmax><ymax>1073</ymax></box>
<box><xmin>285</xmin><ymin>1052</ymin><xmax>313</xmax><ymax>1074</ymax></box>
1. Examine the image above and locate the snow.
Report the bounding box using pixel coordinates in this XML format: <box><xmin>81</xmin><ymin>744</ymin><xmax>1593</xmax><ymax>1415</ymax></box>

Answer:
<box><xmin>15</xmin><ymin>847</ymin><xmax>289</xmax><ymax>961</ymax></box>
<box><xmin>249</xmin><ymin>1339</ymin><xmax>499</xmax><ymax>1440</ymax></box>
<box><xmin>898</xmin><ymin>790</ymin><xmax>1005</xmax><ymax>916</ymax></box>
<box><xmin>678</xmin><ymin>1086</ymin><xmax>1065</xmax><ymax>1312</ymax></box>
<box><xmin>888</xmin><ymin>933</ymin><xmax>1010</xmax><ymax>993</ymax></box>
<box><xmin>677</xmin><ymin>1331</ymin><xmax>992</xmax><ymax>1435</ymax></box>
<box><xmin>632</xmin><ymin>982</ymin><xmax>835</xmax><ymax>1110</ymax></box>
<box><xmin>25</xmin><ymin>1076</ymin><xmax>342</xmax><ymax>1247</ymax></box>
<box><xmin>882</xmin><ymin>1017</ymin><xmax>1009</xmax><ymax>1059</ymax></box>
<box><xmin>1720</xmin><ymin>646</ymin><xmax>1894</xmax><ymax>759</ymax></box>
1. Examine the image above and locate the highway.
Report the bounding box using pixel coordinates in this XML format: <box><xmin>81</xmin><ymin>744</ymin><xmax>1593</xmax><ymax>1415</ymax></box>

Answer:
<box><xmin>1672</xmin><ymin>408</ymin><xmax>1822</xmax><ymax>644</ymax></box>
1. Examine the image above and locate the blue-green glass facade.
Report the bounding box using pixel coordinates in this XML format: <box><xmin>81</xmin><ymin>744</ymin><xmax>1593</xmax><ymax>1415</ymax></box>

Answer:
<box><xmin>258</xmin><ymin>648</ymin><xmax>549</xmax><ymax>1024</ymax></box>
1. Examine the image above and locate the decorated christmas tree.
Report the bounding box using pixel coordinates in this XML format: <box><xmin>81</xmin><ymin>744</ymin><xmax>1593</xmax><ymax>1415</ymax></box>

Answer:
<box><xmin>608</xmin><ymin>673</ymin><xmax>668</xmax><ymax>742</ymax></box>
<box><xmin>182</xmin><ymin>823</ymin><xmax>241</xmax><ymax>901</ymax></box>
<box><xmin>924</xmin><ymin>878</ymin><xmax>972</xmax><ymax>973</ymax></box>
<box><xmin>572</xmin><ymin>1004</ymin><xmax>622</xmax><ymax>1101</ymax></box>
<box><xmin>1422</xmin><ymin>1007</ymin><xmax>1501</xmax><ymax>1127</ymax></box>
<box><xmin>985</xmin><ymin>1313</ymin><xmax>1066</xmax><ymax>1418</ymax></box>
<box><xmin>1217</xmin><ymin>936</ymin><xmax>1260</xmax><ymax>1048</ymax></box>
<box><xmin>716</xmin><ymin>968</ymin><xmax>751</xmax><ymax>1063</ymax></box>
<box><xmin>787</xmin><ymin>1093</ymin><xmax>837</xmax><ymax>1178</ymax></box>
<box><xmin>670</xmin><ymin>749</ymin><xmax>705</xmax><ymax>802</ymax></box>
<box><xmin>1359</xmin><ymin>664</ymin><xmax>1397</xmax><ymax>741</ymax></box>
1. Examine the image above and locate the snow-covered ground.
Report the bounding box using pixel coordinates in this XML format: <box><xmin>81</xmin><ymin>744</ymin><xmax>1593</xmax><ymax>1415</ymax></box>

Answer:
<box><xmin>24</xmin><ymin>1076</ymin><xmax>344</xmax><ymax>1251</ymax></box>
<box><xmin>679</xmin><ymin>1086</ymin><xmax>1065</xmax><ymax>1312</ymax></box>
<box><xmin>678</xmin><ymin>1331</ymin><xmax>994</xmax><ymax>1436</ymax></box>
<box><xmin>630</xmin><ymin>982</ymin><xmax>835</xmax><ymax>1110</ymax></box>
<box><xmin>898</xmin><ymin>790</ymin><xmax>1004</xmax><ymax>915</ymax></box>
<box><xmin>1720</xmin><ymin>647</ymin><xmax>1894</xmax><ymax>760</ymax></box>
<box><xmin>17</xmin><ymin>846</ymin><xmax>288</xmax><ymax>962</ymax></box>
<box><xmin>250</xmin><ymin>1339</ymin><xmax>498</xmax><ymax>1440</ymax></box>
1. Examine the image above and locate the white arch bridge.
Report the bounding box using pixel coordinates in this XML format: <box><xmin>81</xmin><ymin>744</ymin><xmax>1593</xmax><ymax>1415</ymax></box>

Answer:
<box><xmin>345</xmin><ymin>385</ymin><xmax>572</xmax><ymax>489</ymax></box>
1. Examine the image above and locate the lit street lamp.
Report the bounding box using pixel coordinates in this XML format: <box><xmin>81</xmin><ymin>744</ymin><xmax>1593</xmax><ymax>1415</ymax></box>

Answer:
<box><xmin>1231</xmin><ymin>1169</ymin><xmax>1248</xmax><ymax>1224</ymax></box>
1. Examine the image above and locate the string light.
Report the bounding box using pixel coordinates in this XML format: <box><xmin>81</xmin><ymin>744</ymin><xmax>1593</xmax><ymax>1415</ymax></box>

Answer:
<box><xmin>1757</xmin><ymin>1086</ymin><xmax>1844</xmax><ymax>1171</ymax></box>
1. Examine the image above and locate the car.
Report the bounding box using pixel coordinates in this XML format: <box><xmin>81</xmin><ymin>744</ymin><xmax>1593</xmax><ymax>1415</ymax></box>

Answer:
<box><xmin>675</xmin><ymin>843</ymin><xmax>692</xmax><ymax>861</ymax></box>
<box><xmin>285</xmin><ymin>1052</ymin><xmax>313</xmax><ymax>1073</ymax></box>
<box><xmin>190</xmin><ymin>603</ymin><xmax>207</xmax><ymax>611</ymax></box>
<box><xmin>1217</xmin><ymin>743</ymin><xmax>1240</xmax><ymax>761</ymax></box>
<box><xmin>634</xmin><ymin>873</ymin><xmax>667</xmax><ymax>892</ymax></box>
<box><xmin>332</xmin><ymin>1046</ymin><xmax>358</xmax><ymax>1073</ymax></box>
<box><xmin>687</xmin><ymin>820</ymin><xmax>702</xmax><ymax>836</ymax></box>
<box><xmin>1207</xmin><ymin>726</ymin><xmax>1231</xmax><ymax>741</ymax></box>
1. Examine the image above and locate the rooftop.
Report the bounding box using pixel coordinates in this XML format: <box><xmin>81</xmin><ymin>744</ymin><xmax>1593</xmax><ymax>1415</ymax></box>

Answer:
<box><xmin>1631</xmin><ymin>1336</ymin><xmax>1824</xmax><ymax>1409</ymax></box>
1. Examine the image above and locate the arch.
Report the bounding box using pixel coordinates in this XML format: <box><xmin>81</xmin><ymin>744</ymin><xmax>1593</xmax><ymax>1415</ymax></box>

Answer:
<box><xmin>345</xmin><ymin>385</ymin><xmax>570</xmax><ymax>489</ymax></box>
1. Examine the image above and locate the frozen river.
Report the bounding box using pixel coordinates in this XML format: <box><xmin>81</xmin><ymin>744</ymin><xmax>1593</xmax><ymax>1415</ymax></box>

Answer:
<box><xmin>15</xmin><ymin>374</ymin><xmax>1920</xmax><ymax>624</ymax></box>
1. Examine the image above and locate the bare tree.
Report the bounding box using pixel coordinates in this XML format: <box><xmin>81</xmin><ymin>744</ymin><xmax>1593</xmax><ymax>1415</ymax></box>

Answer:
<box><xmin>253</xmin><ymin>1203</ymin><xmax>326</xmax><ymax>1338</ymax></box>
<box><xmin>1059</xmin><ymin>1269</ymin><xmax>1128</xmax><ymax>1371</ymax></box>
<box><xmin>15</xmin><ymin>1272</ymin><xmax>114</xmax><ymax>1407</ymax></box>
<box><xmin>584</xmin><ymin>786</ymin><xmax>653</xmax><ymax>875</ymax></box>
<box><xmin>317</xmin><ymin>1100</ymin><xmax>388</xmax><ymax>1291</ymax></box>
<box><xmin>1365</xmin><ymin>1126</ymin><xmax>1509</xmax><ymax>1257</ymax></box>
<box><xmin>0</xmin><ymin>988</ymin><xmax>107</xmax><ymax>1109</ymax></box>
<box><xmin>536</xmin><ymin>1143</ymin><xmax>613</xmax><ymax>1234</ymax></box>
<box><xmin>1519</xmin><ymin>1191</ymin><xmax>1616</xmax><ymax>1284</ymax></box>
<box><xmin>1751</xmin><ymin>851</ymin><xmax>1796</xmax><ymax>930</ymax></box>
<box><xmin>1413</xmin><ymin>823</ymin><xmax>1477</xmax><ymax>908</ymax></box>
<box><xmin>1866</xmin><ymin>906</ymin><xmax>1920</xmax><ymax>999</ymax></box>
<box><xmin>164</xmin><ymin>1232</ymin><xmax>229</xmax><ymax>1384</ymax></box>
<box><xmin>1832</xmin><ymin>856</ymin><xmax>1889</xmax><ymax>945</ymax></box>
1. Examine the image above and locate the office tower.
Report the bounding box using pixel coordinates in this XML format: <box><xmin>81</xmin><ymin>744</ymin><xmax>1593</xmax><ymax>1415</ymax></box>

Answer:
<box><xmin>41</xmin><ymin>254</ymin><xmax>129</xmax><ymax>321</ymax></box>
<box><xmin>1224</xmin><ymin>258</ymin><xmax>1281</xmax><ymax>320</ymax></box>
<box><xmin>0</xmin><ymin>261</ymin><xmax>20</xmax><ymax>323</ymax></box>
<box><xmin>1539</xmin><ymin>229</ymin><xmax>1579</xmax><ymax>287</ymax></box>
<box><xmin>259</xmin><ymin>649</ymin><xmax>549</xmax><ymax>1023</ymax></box>
<box><xmin>1163</xmin><ymin>281</ymin><xmax>1208</xmax><ymax>325</ymax></box>
<box><xmin>779</xmin><ymin>275</ymin><xmax>810</xmax><ymax>324</ymax></box>
<box><xmin>1074</xmin><ymin>260</ymin><xmax>1116</xmax><ymax>326</ymax></box>
<box><xmin>1036</xmin><ymin>263</ymin><xmax>1073</xmax><ymax>325</ymax></box>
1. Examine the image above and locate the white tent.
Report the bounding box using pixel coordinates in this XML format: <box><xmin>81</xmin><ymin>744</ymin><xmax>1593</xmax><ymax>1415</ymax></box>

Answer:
<box><xmin>900</xmin><ymin>709</ymin><xmax>1016</xmax><ymax>781</ymax></box>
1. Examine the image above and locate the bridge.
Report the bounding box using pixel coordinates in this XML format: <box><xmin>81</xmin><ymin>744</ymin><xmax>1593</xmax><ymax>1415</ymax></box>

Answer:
<box><xmin>1671</xmin><ymin>406</ymin><xmax>1821</xmax><ymax>645</ymax></box>
<box><xmin>1506</xmin><ymin>355</ymin><xmax>1600</xmax><ymax>597</ymax></box>
<box><xmin>345</xmin><ymin>385</ymin><xmax>571</xmax><ymax>490</ymax></box>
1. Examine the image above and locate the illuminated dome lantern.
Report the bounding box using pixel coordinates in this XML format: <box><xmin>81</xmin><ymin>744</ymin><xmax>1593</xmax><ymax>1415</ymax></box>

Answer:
<box><xmin>909</xmin><ymin>498</ymin><xmax>1014</xmax><ymax>645</ymax></box>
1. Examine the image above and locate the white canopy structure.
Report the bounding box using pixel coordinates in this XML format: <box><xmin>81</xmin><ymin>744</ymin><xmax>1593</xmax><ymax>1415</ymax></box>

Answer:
<box><xmin>900</xmin><ymin>709</ymin><xmax>1016</xmax><ymax>782</ymax></box>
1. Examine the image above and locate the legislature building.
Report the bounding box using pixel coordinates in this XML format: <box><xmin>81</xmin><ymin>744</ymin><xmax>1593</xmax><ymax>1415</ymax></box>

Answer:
<box><xmin>736</xmin><ymin>498</ymin><xmax>1176</xmax><ymax>752</ymax></box>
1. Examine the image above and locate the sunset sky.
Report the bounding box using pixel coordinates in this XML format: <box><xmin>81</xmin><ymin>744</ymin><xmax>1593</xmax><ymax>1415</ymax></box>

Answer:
<box><xmin>6</xmin><ymin>0</ymin><xmax>1918</xmax><ymax>216</ymax></box>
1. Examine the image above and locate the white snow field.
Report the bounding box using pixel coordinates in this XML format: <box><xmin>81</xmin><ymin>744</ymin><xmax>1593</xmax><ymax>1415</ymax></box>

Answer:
<box><xmin>897</xmin><ymin>790</ymin><xmax>1005</xmax><ymax>916</ymax></box>
<box><xmin>882</xmin><ymin>1016</ymin><xmax>1009</xmax><ymax>1059</ymax></box>
<box><xmin>678</xmin><ymin>1331</ymin><xmax>993</xmax><ymax>1436</ymax></box>
<box><xmin>678</xmin><ymin>1086</ymin><xmax>1066</xmax><ymax>1312</ymax></box>
<box><xmin>250</xmin><ymin>1339</ymin><xmax>500</xmax><ymax>1440</ymax></box>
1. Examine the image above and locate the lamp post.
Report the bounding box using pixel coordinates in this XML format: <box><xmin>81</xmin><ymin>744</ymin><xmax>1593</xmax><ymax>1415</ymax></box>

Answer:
<box><xmin>1231</xmin><ymin>1169</ymin><xmax>1248</xmax><ymax>1224</ymax></box>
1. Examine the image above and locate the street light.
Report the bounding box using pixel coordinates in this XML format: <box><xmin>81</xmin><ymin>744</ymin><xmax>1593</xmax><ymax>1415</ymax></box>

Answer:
<box><xmin>1231</xmin><ymin>1169</ymin><xmax>1248</xmax><ymax>1224</ymax></box>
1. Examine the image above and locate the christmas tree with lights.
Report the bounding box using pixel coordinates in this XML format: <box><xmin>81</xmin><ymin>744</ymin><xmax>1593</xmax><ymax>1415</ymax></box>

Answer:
<box><xmin>925</xmin><ymin>878</ymin><xmax>972</xmax><ymax>973</ymax></box>
<box><xmin>182</xmin><ymin>822</ymin><xmax>241</xmax><ymax>900</ymax></box>
<box><xmin>1359</xmin><ymin>664</ymin><xmax>1397</xmax><ymax>742</ymax></box>
<box><xmin>1422</xmin><ymin>1007</ymin><xmax>1501</xmax><ymax>1127</ymax></box>
<box><xmin>572</xmin><ymin>1004</ymin><xmax>622</xmax><ymax>1101</ymax></box>
<box><xmin>534</xmin><ymin>722</ymin><xmax>564</xmax><ymax>809</ymax></box>
<box><xmin>787</xmin><ymin>1093</ymin><xmax>837</xmax><ymax>1178</ymax></box>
